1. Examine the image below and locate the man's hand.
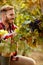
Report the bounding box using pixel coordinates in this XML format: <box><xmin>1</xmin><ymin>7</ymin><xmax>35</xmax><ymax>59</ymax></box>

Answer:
<box><xmin>1</xmin><ymin>31</ymin><xmax>17</xmax><ymax>40</ymax></box>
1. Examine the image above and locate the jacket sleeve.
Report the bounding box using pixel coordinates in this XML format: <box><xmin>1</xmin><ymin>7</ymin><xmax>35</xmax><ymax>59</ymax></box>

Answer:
<box><xmin>12</xmin><ymin>24</ymin><xmax>17</xmax><ymax>31</ymax></box>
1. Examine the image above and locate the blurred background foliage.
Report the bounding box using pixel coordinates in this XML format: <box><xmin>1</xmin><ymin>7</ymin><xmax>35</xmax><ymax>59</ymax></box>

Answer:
<box><xmin>0</xmin><ymin>0</ymin><xmax>43</xmax><ymax>55</ymax></box>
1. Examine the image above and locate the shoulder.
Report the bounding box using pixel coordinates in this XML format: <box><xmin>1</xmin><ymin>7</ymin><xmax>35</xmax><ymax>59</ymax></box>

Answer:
<box><xmin>12</xmin><ymin>24</ymin><xmax>17</xmax><ymax>30</ymax></box>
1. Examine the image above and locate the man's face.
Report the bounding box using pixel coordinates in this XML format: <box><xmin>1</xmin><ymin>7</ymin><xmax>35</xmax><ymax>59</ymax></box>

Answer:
<box><xmin>6</xmin><ymin>9</ymin><xmax>15</xmax><ymax>24</ymax></box>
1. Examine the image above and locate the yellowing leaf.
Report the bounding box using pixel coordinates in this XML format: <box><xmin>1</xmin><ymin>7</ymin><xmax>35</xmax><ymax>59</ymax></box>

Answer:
<box><xmin>21</xmin><ymin>3</ymin><xmax>25</xmax><ymax>8</ymax></box>
<box><xmin>31</xmin><ymin>10</ymin><xmax>36</xmax><ymax>15</ymax></box>
<box><xmin>0</xmin><ymin>30</ymin><xmax>8</xmax><ymax>36</ymax></box>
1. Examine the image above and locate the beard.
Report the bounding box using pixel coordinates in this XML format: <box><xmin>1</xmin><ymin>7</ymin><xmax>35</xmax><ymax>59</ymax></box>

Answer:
<box><xmin>5</xmin><ymin>16</ymin><xmax>14</xmax><ymax>25</ymax></box>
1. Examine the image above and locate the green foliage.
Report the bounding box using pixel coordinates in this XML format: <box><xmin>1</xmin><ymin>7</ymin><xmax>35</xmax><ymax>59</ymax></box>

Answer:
<box><xmin>0</xmin><ymin>0</ymin><xmax>43</xmax><ymax>55</ymax></box>
<box><xmin>0</xmin><ymin>38</ymin><xmax>11</xmax><ymax>53</ymax></box>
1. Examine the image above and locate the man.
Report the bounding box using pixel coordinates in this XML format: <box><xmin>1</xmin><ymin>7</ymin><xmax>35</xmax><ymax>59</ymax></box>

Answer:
<box><xmin>0</xmin><ymin>5</ymin><xmax>36</xmax><ymax>65</ymax></box>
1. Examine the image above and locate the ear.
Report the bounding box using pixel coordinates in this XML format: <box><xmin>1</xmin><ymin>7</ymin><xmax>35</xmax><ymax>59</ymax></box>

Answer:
<box><xmin>2</xmin><ymin>12</ymin><xmax>7</xmax><ymax>21</ymax></box>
